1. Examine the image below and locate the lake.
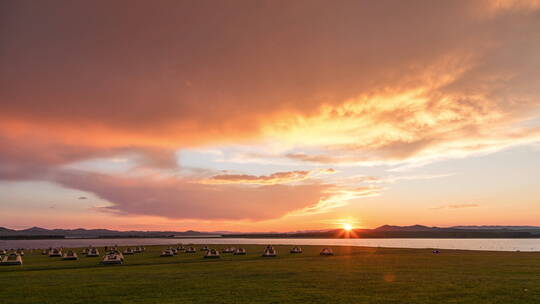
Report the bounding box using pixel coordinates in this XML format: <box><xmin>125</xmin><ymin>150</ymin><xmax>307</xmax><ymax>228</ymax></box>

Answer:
<box><xmin>1</xmin><ymin>238</ymin><xmax>539</xmax><ymax>251</ymax></box>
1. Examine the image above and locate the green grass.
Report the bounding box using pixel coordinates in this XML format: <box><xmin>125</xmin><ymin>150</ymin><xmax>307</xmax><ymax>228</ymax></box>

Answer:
<box><xmin>1</xmin><ymin>244</ymin><xmax>539</xmax><ymax>303</ymax></box>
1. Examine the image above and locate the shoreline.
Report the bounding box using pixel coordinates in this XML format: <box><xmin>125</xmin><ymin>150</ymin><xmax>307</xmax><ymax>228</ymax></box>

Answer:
<box><xmin>2</xmin><ymin>237</ymin><xmax>539</xmax><ymax>252</ymax></box>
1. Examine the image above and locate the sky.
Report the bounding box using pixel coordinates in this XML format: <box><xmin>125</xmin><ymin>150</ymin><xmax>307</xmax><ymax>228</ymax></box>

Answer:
<box><xmin>1</xmin><ymin>0</ymin><xmax>540</xmax><ymax>232</ymax></box>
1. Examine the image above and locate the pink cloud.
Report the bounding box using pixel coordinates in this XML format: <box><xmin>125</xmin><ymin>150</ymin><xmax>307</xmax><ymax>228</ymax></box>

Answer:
<box><xmin>431</xmin><ymin>203</ymin><xmax>480</xmax><ymax>210</ymax></box>
<box><xmin>53</xmin><ymin>170</ymin><xmax>335</xmax><ymax>220</ymax></box>
<box><xmin>0</xmin><ymin>133</ymin><xmax>178</xmax><ymax>181</ymax></box>
<box><xmin>206</xmin><ymin>169</ymin><xmax>335</xmax><ymax>185</ymax></box>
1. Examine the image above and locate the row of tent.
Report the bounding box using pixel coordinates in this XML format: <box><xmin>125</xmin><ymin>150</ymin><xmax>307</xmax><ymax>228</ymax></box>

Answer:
<box><xmin>0</xmin><ymin>249</ymin><xmax>25</xmax><ymax>256</ymax></box>
<box><xmin>0</xmin><ymin>245</ymin><xmax>336</xmax><ymax>266</ymax></box>
<box><xmin>160</xmin><ymin>245</ymin><xmax>248</xmax><ymax>257</ymax></box>
<box><xmin>166</xmin><ymin>245</ymin><xmax>334</xmax><ymax>258</ymax></box>
<box><xmin>0</xmin><ymin>253</ymin><xmax>23</xmax><ymax>265</ymax></box>
<box><xmin>1</xmin><ymin>248</ymin><xmax>25</xmax><ymax>265</ymax></box>
<box><xmin>41</xmin><ymin>246</ymin><xmax>146</xmax><ymax>259</ymax></box>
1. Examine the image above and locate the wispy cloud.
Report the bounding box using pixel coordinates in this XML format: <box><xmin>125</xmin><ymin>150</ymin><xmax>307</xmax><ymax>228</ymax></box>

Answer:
<box><xmin>203</xmin><ymin>168</ymin><xmax>335</xmax><ymax>185</ymax></box>
<box><xmin>53</xmin><ymin>170</ymin><xmax>336</xmax><ymax>221</ymax></box>
<box><xmin>430</xmin><ymin>203</ymin><xmax>480</xmax><ymax>210</ymax></box>
<box><xmin>287</xmin><ymin>186</ymin><xmax>381</xmax><ymax>216</ymax></box>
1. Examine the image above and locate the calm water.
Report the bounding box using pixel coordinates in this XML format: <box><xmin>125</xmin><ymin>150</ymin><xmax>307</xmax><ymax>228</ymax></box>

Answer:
<box><xmin>1</xmin><ymin>238</ymin><xmax>539</xmax><ymax>252</ymax></box>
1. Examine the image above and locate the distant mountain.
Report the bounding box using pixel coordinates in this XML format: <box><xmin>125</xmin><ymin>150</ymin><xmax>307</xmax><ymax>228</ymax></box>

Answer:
<box><xmin>21</xmin><ymin>226</ymin><xmax>51</xmax><ymax>233</ymax></box>
<box><xmin>2</xmin><ymin>224</ymin><xmax>540</xmax><ymax>239</ymax></box>
<box><xmin>0</xmin><ymin>227</ymin><xmax>217</xmax><ymax>238</ymax></box>
<box><xmin>225</xmin><ymin>224</ymin><xmax>540</xmax><ymax>239</ymax></box>
<box><xmin>452</xmin><ymin>225</ymin><xmax>540</xmax><ymax>230</ymax></box>
<box><xmin>375</xmin><ymin>225</ymin><xmax>442</xmax><ymax>231</ymax></box>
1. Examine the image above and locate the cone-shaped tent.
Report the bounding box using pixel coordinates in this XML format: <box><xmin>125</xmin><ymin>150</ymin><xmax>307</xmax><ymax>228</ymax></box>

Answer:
<box><xmin>160</xmin><ymin>249</ymin><xmax>175</xmax><ymax>257</ymax></box>
<box><xmin>290</xmin><ymin>246</ymin><xmax>303</xmax><ymax>254</ymax></box>
<box><xmin>101</xmin><ymin>253</ymin><xmax>123</xmax><ymax>265</ymax></box>
<box><xmin>320</xmin><ymin>248</ymin><xmax>334</xmax><ymax>256</ymax></box>
<box><xmin>87</xmin><ymin>248</ymin><xmax>100</xmax><ymax>257</ymax></box>
<box><xmin>222</xmin><ymin>247</ymin><xmax>235</xmax><ymax>253</ymax></box>
<box><xmin>1</xmin><ymin>253</ymin><xmax>23</xmax><ymax>265</ymax></box>
<box><xmin>262</xmin><ymin>247</ymin><xmax>277</xmax><ymax>257</ymax></box>
<box><xmin>204</xmin><ymin>249</ymin><xmax>220</xmax><ymax>259</ymax></box>
<box><xmin>234</xmin><ymin>248</ymin><xmax>247</xmax><ymax>255</ymax></box>
<box><xmin>49</xmin><ymin>248</ymin><xmax>62</xmax><ymax>257</ymax></box>
<box><xmin>63</xmin><ymin>250</ymin><xmax>78</xmax><ymax>260</ymax></box>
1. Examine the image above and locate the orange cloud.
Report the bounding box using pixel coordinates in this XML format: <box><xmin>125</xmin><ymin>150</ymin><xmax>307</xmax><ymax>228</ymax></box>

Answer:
<box><xmin>206</xmin><ymin>170</ymin><xmax>311</xmax><ymax>185</ymax></box>
<box><xmin>1</xmin><ymin>1</ymin><xmax>540</xmax><ymax>223</ymax></box>
<box><xmin>52</xmin><ymin>170</ymin><xmax>368</xmax><ymax>220</ymax></box>
<box><xmin>204</xmin><ymin>168</ymin><xmax>335</xmax><ymax>185</ymax></box>
<box><xmin>289</xmin><ymin>186</ymin><xmax>381</xmax><ymax>216</ymax></box>
<box><xmin>431</xmin><ymin>203</ymin><xmax>480</xmax><ymax>210</ymax></box>
<box><xmin>1</xmin><ymin>1</ymin><xmax>539</xmax><ymax>161</ymax></box>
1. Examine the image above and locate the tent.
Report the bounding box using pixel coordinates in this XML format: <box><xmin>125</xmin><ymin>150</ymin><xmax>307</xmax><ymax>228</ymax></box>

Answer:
<box><xmin>1</xmin><ymin>253</ymin><xmax>23</xmax><ymax>266</ymax></box>
<box><xmin>290</xmin><ymin>246</ymin><xmax>303</xmax><ymax>254</ymax></box>
<box><xmin>222</xmin><ymin>247</ymin><xmax>235</xmax><ymax>254</ymax></box>
<box><xmin>63</xmin><ymin>250</ymin><xmax>78</xmax><ymax>260</ymax></box>
<box><xmin>49</xmin><ymin>248</ymin><xmax>62</xmax><ymax>257</ymax></box>
<box><xmin>234</xmin><ymin>248</ymin><xmax>247</xmax><ymax>255</ymax></box>
<box><xmin>87</xmin><ymin>248</ymin><xmax>100</xmax><ymax>257</ymax></box>
<box><xmin>262</xmin><ymin>248</ymin><xmax>277</xmax><ymax>257</ymax></box>
<box><xmin>204</xmin><ymin>249</ymin><xmax>220</xmax><ymax>259</ymax></box>
<box><xmin>320</xmin><ymin>248</ymin><xmax>334</xmax><ymax>256</ymax></box>
<box><xmin>102</xmin><ymin>253</ymin><xmax>123</xmax><ymax>265</ymax></box>
<box><xmin>160</xmin><ymin>249</ymin><xmax>175</xmax><ymax>257</ymax></box>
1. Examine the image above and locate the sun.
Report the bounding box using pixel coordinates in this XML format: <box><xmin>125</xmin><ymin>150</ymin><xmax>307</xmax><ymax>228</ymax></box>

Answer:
<box><xmin>343</xmin><ymin>223</ymin><xmax>353</xmax><ymax>231</ymax></box>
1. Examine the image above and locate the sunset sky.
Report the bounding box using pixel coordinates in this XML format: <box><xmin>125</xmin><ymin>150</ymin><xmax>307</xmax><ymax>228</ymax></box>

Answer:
<box><xmin>1</xmin><ymin>0</ymin><xmax>540</xmax><ymax>232</ymax></box>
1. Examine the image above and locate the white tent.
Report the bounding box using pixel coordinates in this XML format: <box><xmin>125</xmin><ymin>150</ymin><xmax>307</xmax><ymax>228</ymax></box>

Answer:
<box><xmin>86</xmin><ymin>248</ymin><xmax>100</xmax><ymax>257</ymax></box>
<box><xmin>160</xmin><ymin>249</ymin><xmax>175</xmax><ymax>257</ymax></box>
<box><xmin>320</xmin><ymin>248</ymin><xmax>334</xmax><ymax>256</ymax></box>
<box><xmin>1</xmin><ymin>253</ymin><xmax>23</xmax><ymax>265</ymax></box>
<box><xmin>204</xmin><ymin>249</ymin><xmax>220</xmax><ymax>259</ymax></box>
<box><xmin>49</xmin><ymin>248</ymin><xmax>62</xmax><ymax>257</ymax></box>
<box><xmin>234</xmin><ymin>248</ymin><xmax>247</xmax><ymax>255</ymax></box>
<box><xmin>290</xmin><ymin>246</ymin><xmax>303</xmax><ymax>254</ymax></box>
<box><xmin>262</xmin><ymin>248</ymin><xmax>277</xmax><ymax>257</ymax></box>
<box><xmin>102</xmin><ymin>253</ymin><xmax>123</xmax><ymax>265</ymax></box>
<box><xmin>63</xmin><ymin>250</ymin><xmax>78</xmax><ymax>260</ymax></box>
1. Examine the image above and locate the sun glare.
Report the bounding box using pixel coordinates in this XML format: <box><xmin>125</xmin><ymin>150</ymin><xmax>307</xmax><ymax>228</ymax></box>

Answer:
<box><xmin>343</xmin><ymin>223</ymin><xmax>353</xmax><ymax>231</ymax></box>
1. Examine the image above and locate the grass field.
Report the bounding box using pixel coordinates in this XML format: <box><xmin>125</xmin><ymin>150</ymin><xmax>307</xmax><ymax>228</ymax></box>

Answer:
<box><xmin>1</xmin><ymin>244</ymin><xmax>539</xmax><ymax>304</ymax></box>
